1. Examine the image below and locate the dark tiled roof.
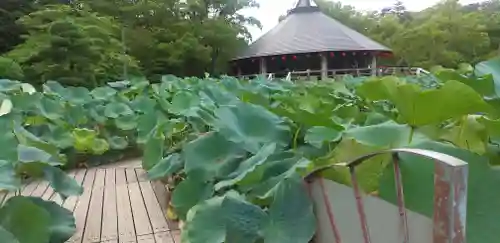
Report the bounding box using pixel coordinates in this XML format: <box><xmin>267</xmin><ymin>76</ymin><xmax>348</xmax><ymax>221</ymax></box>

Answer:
<box><xmin>234</xmin><ymin>1</ymin><xmax>391</xmax><ymax>60</ymax></box>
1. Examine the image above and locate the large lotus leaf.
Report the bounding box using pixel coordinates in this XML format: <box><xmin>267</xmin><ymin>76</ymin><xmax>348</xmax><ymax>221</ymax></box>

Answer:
<box><xmin>147</xmin><ymin>153</ymin><xmax>183</xmax><ymax>180</ymax></box>
<box><xmin>237</xmin><ymin>152</ymin><xmax>304</xmax><ymax>189</ymax></box>
<box><xmin>107</xmin><ymin>80</ymin><xmax>130</xmax><ymax>89</ymax></box>
<box><xmin>200</xmin><ymin>85</ymin><xmax>238</xmax><ymax>106</ymax></box>
<box><xmin>91</xmin><ymin>138</ymin><xmax>109</xmax><ymax>155</ymax></box>
<box><xmin>43</xmin><ymin>166</ymin><xmax>83</xmax><ymax>200</ymax></box>
<box><xmin>0</xmin><ymin>79</ymin><xmax>21</xmax><ymax>92</ymax></box>
<box><xmin>37</xmin><ymin>97</ymin><xmax>64</xmax><ymax>120</ymax></box>
<box><xmin>45</xmin><ymin>126</ymin><xmax>73</xmax><ymax>149</ymax></box>
<box><xmin>14</xmin><ymin>124</ymin><xmax>59</xmax><ymax>157</ymax></box>
<box><xmin>246</xmin><ymin>157</ymin><xmax>311</xmax><ymax>204</ymax></box>
<box><xmin>322</xmin><ymin>138</ymin><xmax>392</xmax><ymax>193</ymax></box>
<box><xmin>182</xmin><ymin>194</ymin><xmax>266</xmax><ymax>243</ymax></box>
<box><xmin>64</xmin><ymin>87</ymin><xmax>92</xmax><ymax>104</ymax></box>
<box><xmin>475</xmin><ymin>57</ymin><xmax>500</xmax><ymax>95</ymax></box>
<box><xmin>88</xmin><ymin>105</ymin><xmax>107</xmax><ymax>124</ymax></box>
<box><xmin>0</xmin><ymin>99</ymin><xmax>12</xmax><ymax>117</ymax></box>
<box><xmin>108</xmin><ymin>136</ymin><xmax>128</xmax><ymax>150</ymax></box>
<box><xmin>435</xmin><ymin>69</ymin><xmax>496</xmax><ymax>97</ymax></box>
<box><xmin>0</xmin><ymin>196</ymin><xmax>51</xmax><ymax>243</ymax></box>
<box><xmin>64</xmin><ymin>105</ymin><xmax>88</xmax><ymax>125</ymax></box>
<box><xmin>169</xmin><ymin>91</ymin><xmax>200</xmax><ymax>117</ymax></box>
<box><xmin>11</xmin><ymin>92</ymin><xmax>41</xmax><ymax>111</ymax></box>
<box><xmin>43</xmin><ymin>81</ymin><xmax>67</xmax><ymax>97</ymax></box>
<box><xmin>379</xmin><ymin>141</ymin><xmax>500</xmax><ymax>243</ymax></box>
<box><xmin>142</xmin><ymin>131</ymin><xmax>164</xmax><ymax>170</ymax></box>
<box><xmin>344</xmin><ymin>121</ymin><xmax>428</xmax><ymax>148</ymax></box>
<box><xmin>17</xmin><ymin>144</ymin><xmax>62</xmax><ymax>166</ymax></box>
<box><xmin>270</xmin><ymin>102</ymin><xmax>342</xmax><ymax>129</ymax></box>
<box><xmin>137</xmin><ymin>113</ymin><xmax>158</xmax><ymax>144</ymax></box>
<box><xmin>440</xmin><ymin>115</ymin><xmax>488</xmax><ymax>154</ymax></box>
<box><xmin>0</xmin><ymin>226</ymin><xmax>18</xmax><ymax>243</ymax></box>
<box><xmin>215</xmin><ymin>143</ymin><xmax>277</xmax><ymax>191</ymax></box>
<box><xmin>72</xmin><ymin>128</ymin><xmax>97</xmax><ymax>152</ymax></box>
<box><xmin>223</xmin><ymin>195</ymin><xmax>267</xmax><ymax>243</ymax></box>
<box><xmin>0</xmin><ymin>128</ymin><xmax>17</xmax><ymax>161</ymax></box>
<box><xmin>115</xmin><ymin>115</ymin><xmax>137</xmax><ymax>130</ymax></box>
<box><xmin>104</xmin><ymin>102</ymin><xmax>133</xmax><ymax>118</ymax></box>
<box><xmin>183</xmin><ymin>132</ymin><xmax>245</xmax><ymax>177</ymax></box>
<box><xmin>182</xmin><ymin>196</ymin><xmax>225</xmax><ymax>243</ymax></box>
<box><xmin>171</xmin><ymin>176</ymin><xmax>214</xmax><ymax>220</ymax></box>
<box><xmin>25</xmin><ymin>197</ymin><xmax>76</xmax><ymax>243</ymax></box>
<box><xmin>0</xmin><ymin>160</ymin><xmax>21</xmax><ymax>191</ymax></box>
<box><xmin>262</xmin><ymin>175</ymin><xmax>316</xmax><ymax>243</ymax></box>
<box><xmin>21</xmin><ymin>83</ymin><xmax>36</xmax><ymax>94</ymax></box>
<box><xmin>357</xmin><ymin>78</ymin><xmax>491</xmax><ymax>126</ymax></box>
<box><xmin>214</xmin><ymin>102</ymin><xmax>291</xmax><ymax>153</ymax></box>
<box><xmin>305</xmin><ymin>126</ymin><xmax>343</xmax><ymax>148</ymax></box>
<box><xmin>130</xmin><ymin>96</ymin><xmax>156</xmax><ymax>113</ymax></box>
<box><xmin>90</xmin><ymin>86</ymin><xmax>117</xmax><ymax>100</ymax></box>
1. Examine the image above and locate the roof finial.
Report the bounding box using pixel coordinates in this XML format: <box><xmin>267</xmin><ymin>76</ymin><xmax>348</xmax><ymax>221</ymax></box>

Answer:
<box><xmin>295</xmin><ymin>0</ymin><xmax>312</xmax><ymax>8</ymax></box>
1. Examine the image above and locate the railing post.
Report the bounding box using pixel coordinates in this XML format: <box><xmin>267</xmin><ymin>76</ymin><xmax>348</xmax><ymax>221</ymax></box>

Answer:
<box><xmin>321</xmin><ymin>53</ymin><xmax>328</xmax><ymax>80</ymax></box>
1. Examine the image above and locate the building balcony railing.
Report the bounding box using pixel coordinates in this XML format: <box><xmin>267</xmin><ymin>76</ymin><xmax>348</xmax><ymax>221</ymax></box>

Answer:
<box><xmin>239</xmin><ymin>66</ymin><xmax>430</xmax><ymax>81</ymax></box>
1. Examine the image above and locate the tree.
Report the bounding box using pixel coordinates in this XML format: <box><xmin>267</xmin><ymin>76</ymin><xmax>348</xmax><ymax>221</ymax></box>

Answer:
<box><xmin>6</xmin><ymin>5</ymin><xmax>140</xmax><ymax>86</ymax></box>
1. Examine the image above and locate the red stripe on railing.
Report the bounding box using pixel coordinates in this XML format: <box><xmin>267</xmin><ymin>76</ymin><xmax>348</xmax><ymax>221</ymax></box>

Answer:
<box><xmin>350</xmin><ymin>167</ymin><xmax>372</xmax><ymax>243</ymax></box>
<box><xmin>319</xmin><ymin>178</ymin><xmax>342</xmax><ymax>243</ymax></box>
<box><xmin>393</xmin><ymin>154</ymin><xmax>410</xmax><ymax>243</ymax></box>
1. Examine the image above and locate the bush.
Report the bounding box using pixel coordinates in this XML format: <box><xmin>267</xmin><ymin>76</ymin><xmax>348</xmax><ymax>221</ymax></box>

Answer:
<box><xmin>0</xmin><ymin>57</ymin><xmax>23</xmax><ymax>80</ymax></box>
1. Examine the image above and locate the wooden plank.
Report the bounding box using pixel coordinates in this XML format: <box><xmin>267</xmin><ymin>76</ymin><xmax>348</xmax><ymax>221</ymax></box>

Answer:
<box><xmin>135</xmin><ymin>169</ymin><xmax>148</xmax><ymax>182</ymax></box>
<box><xmin>127</xmin><ymin>171</ymin><xmax>153</xmax><ymax>236</ymax></box>
<box><xmin>150</xmin><ymin>181</ymin><xmax>178</xmax><ymax>231</ymax></box>
<box><xmin>60</xmin><ymin>169</ymin><xmax>87</xmax><ymax>209</ymax></box>
<box><xmin>116</xmin><ymin>168</ymin><xmax>127</xmax><ymax>186</ymax></box>
<box><xmin>31</xmin><ymin>181</ymin><xmax>50</xmax><ymax>198</ymax></box>
<box><xmin>101</xmin><ymin>240</ymin><xmax>118</xmax><ymax>243</ymax></box>
<box><xmin>171</xmin><ymin>230</ymin><xmax>181</xmax><ymax>243</ymax></box>
<box><xmin>138</xmin><ymin>181</ymin><xmax>169</xmax><ymax>233</ymax></box>
<box><xmin>137</xmin><ymin>234</ymin><xmax>155</xmax><ymax>243</ymax></box>
<box><xmin>154</xmin><ymin>232</ymin><xmax>174</xmax><ymax>243</ymax></box>
<box><xmin>21</xmin><ymin>179</ymin><xmax>40</xmax><ymax>196</ymax></box>
<box><xmin>125</xmin><ymin>168</ymin><xmax>138</xmax><ymax>184</ymax></box>
<box><xmin>101</xmin><ymin>168</ymin><xmax>118</xmax><ymax>242</ymax></box>
<box><xmin>68</xmin><ymin>168</ymin><xmax>97</xmax><ymax>243</ymax></box>
<box><xmin>116</xmin><ymin>169</ymin><xmax>136</xmax><ymax>243</ymax></box>
<box><xmin>83</xmin><ymin>169</ymin><xmax>106</xmax><ymax>243</ymax></box>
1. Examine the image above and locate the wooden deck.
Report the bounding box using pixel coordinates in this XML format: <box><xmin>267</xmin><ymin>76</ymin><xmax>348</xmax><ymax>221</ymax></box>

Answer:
<box><xmin>0</xmin><ymin>159</ymin><xmax>180</xmax><ymax>243</ymax></box>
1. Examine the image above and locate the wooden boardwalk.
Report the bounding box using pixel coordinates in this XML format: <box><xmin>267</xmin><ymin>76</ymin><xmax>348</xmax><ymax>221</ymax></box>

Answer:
<box><xmin>0</xmin><ymin>159</ymin><xmax>180</xmax><ymax>243</ymax></box>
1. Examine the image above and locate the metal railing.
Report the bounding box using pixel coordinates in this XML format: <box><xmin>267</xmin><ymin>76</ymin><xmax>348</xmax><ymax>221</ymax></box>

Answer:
<box><xmin>305</xmin><ymin>148</ymin><xmax>468</xmax><ymax>243</ymax></box>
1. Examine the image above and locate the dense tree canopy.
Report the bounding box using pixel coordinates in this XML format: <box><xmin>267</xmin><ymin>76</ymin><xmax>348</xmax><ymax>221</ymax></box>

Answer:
<box><xmin>315</xmin><ymin>0</ymin><xmax>500</xmax><ymax>68</ymax></box>
<box><xmin>0</xmin><ymin>0</ymin><xmax>260</xmax><ymax>86</ymax></box>
<box><xmin>1</xmin><ymin>0</ymin><xmax>500</xmax><ymax>86</ymax></box>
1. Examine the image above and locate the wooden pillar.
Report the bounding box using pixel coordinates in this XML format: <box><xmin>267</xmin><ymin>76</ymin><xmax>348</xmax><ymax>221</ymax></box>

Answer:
<box><xmin>371</xmin><ymin>53</ymin><xmax>377</xmax><ymax>76</ymax></box>
<box><xmin>260</xmin><ymin>57</ymin><xmax>267</xmax><ymax>75</ymax></box>
<box><xmin>237</xmin><ymin>66</ymin><xmax>242</xmax><ymax>77</ymax></box>
<box><xmin>321</xmin><ymin>53</ymin><xmax>328</xmax><ymax>80</ymax></box>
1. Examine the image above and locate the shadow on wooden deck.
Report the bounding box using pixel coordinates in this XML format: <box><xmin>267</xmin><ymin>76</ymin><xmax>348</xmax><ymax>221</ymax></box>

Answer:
<box><xmin>0</xmin><ymin>158</ymin><xmax>180</xmax><ymax>243</ymax></box>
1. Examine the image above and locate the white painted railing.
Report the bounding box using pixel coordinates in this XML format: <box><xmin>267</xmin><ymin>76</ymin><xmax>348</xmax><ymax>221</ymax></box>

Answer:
<box><xmin>240</xmin><ymin>67</ymin><xmax>431</xmax><ymax>81</ymax></box>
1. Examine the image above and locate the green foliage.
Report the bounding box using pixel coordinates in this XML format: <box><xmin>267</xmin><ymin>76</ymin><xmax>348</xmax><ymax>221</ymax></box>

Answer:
<box><xmin>0</xmin><ymin>0</ymin><xmax>260</xmax><ymax>85</ymax></box>
<box><xmin>315</xmin><ymin>0</ymin><xmax>500</xmax><ymax>68</ymax></box>
<box><xmin>1</xmin><ymin>55</ymin><xmax>500</xmax><ymax>242</ymax></box>
<box><xmin>0</xmin><ymin>57</ymin><xmax>23</xmax><ymax>80</ymax></box>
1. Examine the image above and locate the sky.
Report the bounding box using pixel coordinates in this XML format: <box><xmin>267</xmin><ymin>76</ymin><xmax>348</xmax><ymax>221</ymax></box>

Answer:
<box><xmin>240</xmin><ymin>0</ymin><xmax>485</xmax><ymax>40</ymax></box>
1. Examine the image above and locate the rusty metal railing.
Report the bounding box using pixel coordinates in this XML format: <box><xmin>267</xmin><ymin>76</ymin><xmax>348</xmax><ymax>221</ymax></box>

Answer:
<box><xmin>305</xmin><ymin>148</ymin><xmax>468</xmax><ymax>243</ymax></box>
